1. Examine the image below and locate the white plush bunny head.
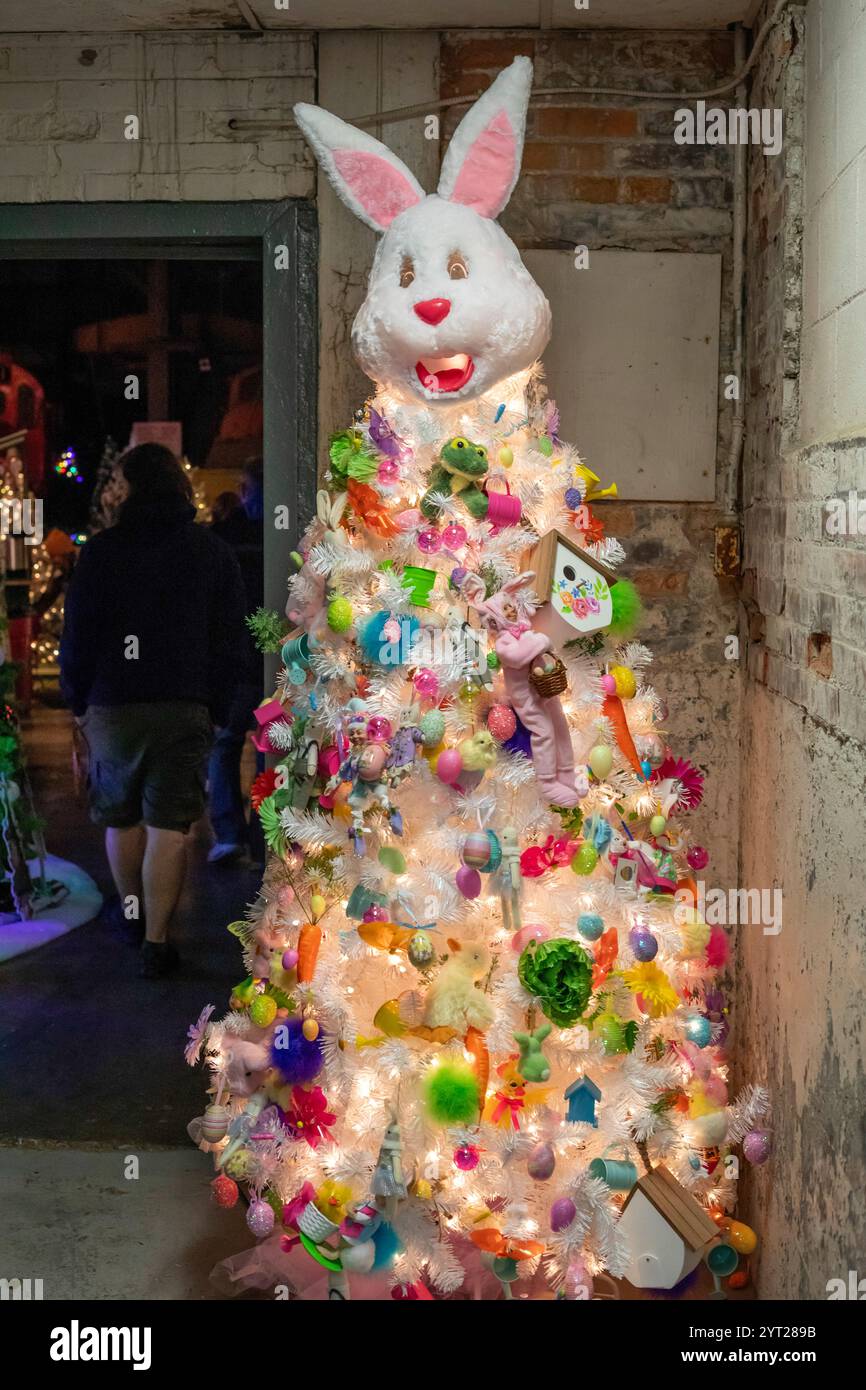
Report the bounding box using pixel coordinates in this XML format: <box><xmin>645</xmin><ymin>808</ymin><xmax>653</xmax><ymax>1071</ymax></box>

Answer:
<box><xmin>294</xmin><ymin>58</ymin><xmax>550</xmax><ymax>406</ymax></box>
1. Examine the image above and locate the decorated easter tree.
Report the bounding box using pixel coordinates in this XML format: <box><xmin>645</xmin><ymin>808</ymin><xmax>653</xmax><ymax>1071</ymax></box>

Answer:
<box><xmin>186</xmin><ymin>59</ymin><xmax>770</xmax><ymax>1300</ymax></box>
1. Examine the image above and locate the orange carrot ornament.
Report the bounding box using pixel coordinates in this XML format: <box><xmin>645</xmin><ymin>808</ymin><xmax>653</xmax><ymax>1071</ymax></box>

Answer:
<box><xmin>297</xmin><ymin>922</ymin><xmax>322</xmax><ymax>983</ymax></box>
<box><xmin>602</xmin><ymin>692</ymin><xmax>646</xmax><ymax>779</ymax></box>
<box><xmin>463</xmin><ymin>1026</ymin><xmax>489</xmax><ymax>1114</ymax></box>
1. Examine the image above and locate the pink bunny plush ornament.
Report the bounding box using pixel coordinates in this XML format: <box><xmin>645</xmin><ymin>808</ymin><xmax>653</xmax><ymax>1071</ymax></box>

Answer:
<box><xmin>463</xmin><ymin>572</ymin><xmax>581</xmax><ymax>807</ymax></box>
<box><xmin>294</xmin><ymin>58</ymin><xmax>550</xmax><ymax>405</ymax></box>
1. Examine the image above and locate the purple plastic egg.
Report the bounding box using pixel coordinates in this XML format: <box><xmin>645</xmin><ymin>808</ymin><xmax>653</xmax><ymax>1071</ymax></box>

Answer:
<box><xmin>743</xmin><ymin>1128</ymin><xmax>772</xmax><ymax>1166</ymax></box>
<box><xmin>528</xmin><ymin>1141</ymin><xmax>556</xmax><ymax>1182</ymax></box>
<box><xmin>282</xmin><ymin>948</ymin><xmax>299</xmax><ymax>970</ymax></box>
<box><xmin>246</xmin><ymin>1198</ymin><xmax>275</xmax><ymax>1239</ymax></box>
<box><xmin>550</xmin><ymin>1196</ymin><xmax>577</xmax><ymax>1232</ymax></box>
<box><xmin>456</xmin><ymin>865</ymin><xmax>481</xmax><ymax>899</ymax></box>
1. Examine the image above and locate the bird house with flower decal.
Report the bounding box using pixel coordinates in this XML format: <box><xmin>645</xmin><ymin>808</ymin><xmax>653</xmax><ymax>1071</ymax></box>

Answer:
<box><xmin>527</xmin><ymin>529</ymin><xmax>618</xmax><ymax>644</ymax></box>
<box><xmin>617</xmin><ymin>1163</ymin><xmax>719</xmax><ymax>1290</ymax></box>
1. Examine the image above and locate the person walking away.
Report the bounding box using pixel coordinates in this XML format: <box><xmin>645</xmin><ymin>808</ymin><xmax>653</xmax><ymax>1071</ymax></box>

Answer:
<box><xmin>207</xmin><ymin>458</ymin><xmax>264</xmax><ymax>864</ymax></box>
<box><xmin>60</xmin><ymin>444</ymin><xmax>247</xmax><ymax>978</ymax></box>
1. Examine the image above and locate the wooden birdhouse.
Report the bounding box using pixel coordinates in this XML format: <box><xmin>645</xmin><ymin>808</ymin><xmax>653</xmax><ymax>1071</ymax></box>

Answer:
<box><xmin>527</xmin><ymin>529</ymin><xmax>618</xmax><ymax>645</ymax></box>
<box><xmin>617</xmin><ymin>1164</ymin><xmax>719</xmax><ymax>1290</ymax></box>
<box><xmin>564</xmin><ymin>1074</ymin><xmax>601</xmax><ymax>1126</ymax></box>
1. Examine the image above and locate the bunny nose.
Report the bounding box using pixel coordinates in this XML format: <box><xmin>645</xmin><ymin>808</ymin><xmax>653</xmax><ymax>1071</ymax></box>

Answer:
<box><xmin>414</xmin><ymin>297</ymin><xmax>451</xmax><ymax>325</ymax></box>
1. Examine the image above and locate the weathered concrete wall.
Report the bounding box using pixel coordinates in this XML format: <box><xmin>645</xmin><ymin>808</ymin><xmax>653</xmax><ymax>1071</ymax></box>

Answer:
<box><xmin>443</xmin><ymin>31</ymin><xmax>741</xmax><ymax>882</ymax></box>
<box><xmin>737</xmin><ymin>0</ymin><xmax>866</xmax><ymax>1298</ymax></box>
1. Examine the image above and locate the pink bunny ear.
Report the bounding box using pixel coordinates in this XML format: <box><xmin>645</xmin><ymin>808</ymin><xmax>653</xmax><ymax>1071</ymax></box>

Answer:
<box><xmin>459</xmin><ymin>573</ymin><xmax>487</xmax><ymax>607</ymax></box>
<box><xmin>294</xmin><ymin>103</ymin><xmax>425</xmax><ymax>233</ymax></box>
<box><xmin>502</xmin><ymin>570</ymin><xmax>536</xmax><ymax>594</ymax></box>
<box><xmin>437</xmin><ymin>56</ymin><xmax>533</xmax><ymax>219</ymax></box>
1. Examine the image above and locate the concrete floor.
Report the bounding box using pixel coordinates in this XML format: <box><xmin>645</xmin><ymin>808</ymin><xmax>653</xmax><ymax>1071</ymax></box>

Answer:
<box><xmin>0</xmin><ymin>704</ymin><xmax>261</xmax><ymax>1299</ymax></box>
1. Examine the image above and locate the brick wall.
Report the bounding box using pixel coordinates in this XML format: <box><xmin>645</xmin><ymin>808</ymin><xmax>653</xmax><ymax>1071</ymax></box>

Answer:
<box><xmin>736</xmin><ymin>0</ymin><xmax>866</xmax><ymax>1299</ymax></box>
<box><xmin>0</xmin><ymin>31</ymin><xmax>315</xmax><ymax>202</ymax></box>
<box><xmin>442</xmin><ymin>31</ymin><xmax>741</xmax><ymax>883</ymax></box>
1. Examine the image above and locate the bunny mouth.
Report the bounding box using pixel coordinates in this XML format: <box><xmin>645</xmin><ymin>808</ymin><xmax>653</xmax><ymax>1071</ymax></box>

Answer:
<box><xmin>416</xmin><ymin>354</ymin><xmax>475</xmax><ymax>393</ymax></box>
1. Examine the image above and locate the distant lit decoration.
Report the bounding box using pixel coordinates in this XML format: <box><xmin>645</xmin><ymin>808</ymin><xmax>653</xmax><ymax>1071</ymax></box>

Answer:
<box><xmin>54</xmin><ymin>448</ymin><xmax>84</xmax><ymax>484</ymax></box>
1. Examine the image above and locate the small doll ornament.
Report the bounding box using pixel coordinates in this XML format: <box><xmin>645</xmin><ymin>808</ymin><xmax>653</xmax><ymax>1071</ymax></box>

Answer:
<box><xmin>462</xmin><ymin>572</ymin><xmax>580</xmax><ymax>806</ymax></box>
<box><xmin>371</xmin><ymin>1113</ymin><xmax>409</xmax><ymax>1220</ymax></box>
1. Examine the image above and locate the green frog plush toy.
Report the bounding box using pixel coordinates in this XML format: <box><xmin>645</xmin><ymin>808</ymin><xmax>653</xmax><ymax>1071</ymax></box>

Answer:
<box><xmin>421</xmin><ymin>436</ymin><xmax>490</xmax><ymax>521</ymax></box>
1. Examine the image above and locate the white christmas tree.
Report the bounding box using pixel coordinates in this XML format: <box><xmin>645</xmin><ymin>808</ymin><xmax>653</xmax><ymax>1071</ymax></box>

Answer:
<box><xmin>186</xmin><ymin>59</ymin><xmax>770</xmax><ymax>1302</ymax></box>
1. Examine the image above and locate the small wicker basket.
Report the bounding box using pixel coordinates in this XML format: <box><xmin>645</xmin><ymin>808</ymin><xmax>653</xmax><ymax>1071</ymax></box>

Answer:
<box><xmin>298</xmin><ymin>1202</ymin><xmax>341</xmax><ymax>1243</ymax></box>
<box><xmin>529</xmin><ymin>655</ymin><xmax>569</xmax><ymax>699</ymax></box>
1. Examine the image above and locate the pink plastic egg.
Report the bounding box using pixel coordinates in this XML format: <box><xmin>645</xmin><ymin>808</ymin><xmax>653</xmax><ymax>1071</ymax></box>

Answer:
<box><xmin>377</xmin><ymin>458</ymin><xmax>400</xmax><ymax>484</ymax></box>
<box><xmin>550</xmin><ymin>1196</ymin><xmax>577</xmax><ymax>1232</ymax></box>
<box><xmin>362</xmin><ymin>905</ymin><xmax>388</xmax><ymax>923</ymax></box>
<box><xmin>456</xmin><ymin>865</ymin><xmax>481</xmax><ymax>899</ymax></box>
<box><xmin>417</xmin><ymin>527</ymin><xmax>442</xmax><ymax>554</ymax></box>
<box><xmin>454</xmin><ymin>1144</ymin><xmax>479</xmax><ymax>1171</ymax></box>
<box><xmin>282</xmin><ymin>948</ymin><xmax>299</xmax><ymax>970</ymax></box>
<box><xmin>413</xmin><ymin>668</ymin><xmax>440</xmax><ymax>699</ymax></box>
<box><xmin>436</xmin><ymin>748</ymin><xmax>463</xmax><ymax>784</ymax></box>
<box><xmin>277</xmin><ymin>884</ymin><xmax>296</xmax><ymax>908</ymax></box>
<box><xmin>441</xmin><ymin>522</ymin><xmax>467</xmax><ymax>550</ymax></box>
<box><xmin>366</xmin><ymin>716</ymin><xmax>393</xmax><ymax>743</ymax></box>
<box><xmin>358</xmin><ymin>744</ymin><xmax>387</xmax><ymax>781</ymax></box>
<box><xmin>511</xmin><ymin>922</ymin><xmax>551</xmax><ymax>953</ymax></box>
<box><xmin>487</xmin><ymin>703</ymin><xmax>517</xmax><ymax>742</ymax></box>
<box><xmin>687</xmin><ymin>845</ymin><xmax>709</xmax><ymax>870</ymax></box>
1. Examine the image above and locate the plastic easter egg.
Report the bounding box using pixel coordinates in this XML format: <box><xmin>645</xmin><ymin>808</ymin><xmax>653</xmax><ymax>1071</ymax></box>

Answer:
<box><xmin>247</xmin><ymin>1198</ymin><xmax>275</xmax><ymax>1239</ymax></box>
<box><xmin>610</xmin><ymin>665</ymin><xmax>636</xmax><ymax>699</ymax></box>
<box><xmin>408</xmin><ymin>931</ymin><xmax>435</xmax><ymax>968</ymax></box>
<box><xmin>418</xmin><ymin>527</ymin><xmax>442</xmax><ymax>554</ymax></box>
<box><xmin>512</xmin><ymin>922</ymin><xmax>551</xmax><ymax>953</ymax></box>
<box><xmin>362</xmin><ymin>904</ymin><xmax>388</xmax><ymax>923</ymax></box>
<box><xmin>310</xmin><ymin>893</ymin><xmax>327</xmax><ymax>919</ymax></box>
<box><xmin>743</xmin><ymin>1129</ymin><xmax>772</xmax><ymax>1166</ymax></box>
<box><xmin>550</xmin><ymin>1197</ymin><xmax>576</xmax><ymax>1232</ymax></box>
<box><xmin>528</xmin><ymin>1141</ymin><xmax>556</xmax><ymax>1181</ymax></box>
<box><xmin>326</xmin><ymin>596</ymin><xmax>353</xmax><ymax>633</ymax></box>
<box><xmin>366</xmin><ymin>716</ymin><xmax>392</xmax><ymax>743</ymax></box>
<box><xmin>487</xmin><ymin>703</ymin><xmax>517</xmax><ymax>742</ymax></box>
<box><xmin>282</xmin><ymin>948</ymin><xmax>299</xmax><ymax>971</ymax></box>
<box><xmin>640</xmin><ymin>759</ymin><xmax>652</xmax><ymax>779</ymax></box>
<box><xmin>571</xmin><ymin>843</ymin><xmax>598</xmax><ymax>876</ymax></box>
<box><xmin>649</xmin><ymin>814</ymin><xmax>667</xmax><ymax>837</ymax></box>
<box><xmin>487</xmin><ymin>651</ymin><xmax>500</xmax><ymax>671</ymax></box>
<box><xmin>414</xmin><ymin>668</ymin><xmax>440</xmax><ymax>700</ymax></box>
<box><xmin>302</xmin><ymin>1017</ymin><xmax>320</xmax><ymax>1041</ymax></box>
<box><xmin>588</xmin><ymin>745</ymin><xmax>613</xmax><ymax>779</ymax></box>
<box><xmin>454</xmin><ymin>1144</ymin><xmax>479</xmax><ymax>1172</ymax></box>
<box><xmin>436</xmin><ymin>748</ymin><xmax>463</xmax><ymax>784</ymax></box>
<box><xmin>211</xmin><ymin>1175</ymin><xmax>239</xmax><ymax>1209</ymax></box>
<box><xmin>378</xmin><ymin>458</ymin><xmax>400</xmax><ymax>485</ymax></box>
<box><xmin>538</xmin><ymin>435</ymin><xmax>554</xmax><ymax>457</ymax></box>
<box><xmin>629</xmin><ymin>926</ymin><xmax>658</xmax><ymax>961</ymax></box>
<box><xmin>358</xmin><ymin>744</ymin><xmax>387</xmax><ymax>781</ymax></box>
<box><xmin>462</xmin><ymin>831</ymin><xmax>492</xmax><ymax>868</ymax></box>
<box><xmin>201</xmin><ymin>1103</ymin><xmax>231</xmax><ymax>1144</ymax></box>
<box><xmin>685</xmin><ymin>1014</ymin><xmax>713</xmax><ymax>1048</ymax></box>
<box><xmin>250</xmin><ymin>994</ymin><xmax>278</xmax><ymax>1028</ymax></box>
<box><xmin>456</xmin><ymin>865</ymin><xmax>481</xmax><ymax>899</ymax></box>
<box><xmin>577</xmin><ymin>912</ymin><xmax>604</xmax><ymax>942</ymax></box>
<box><xmin>687</xmin><ymin>845</ymin><xmax>710</xmax><ymax>871</ymax></box>
<box><xmin>378</xmin><ymin>846</ymin><xmax>406</xmax><ymax>874</ymax></box>
<box><xmin>442</xmin><ymin>523</ymin><xmax>467</xmax><ymax>549</ymax></box>
<box><xmin>498</xmin><ymin>445</ymin><xmax>513</xmax><ymax>468</ymax></box>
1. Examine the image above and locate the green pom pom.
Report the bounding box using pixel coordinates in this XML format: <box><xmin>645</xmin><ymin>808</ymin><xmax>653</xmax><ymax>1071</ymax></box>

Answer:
<box><xmin>518</xmin><ymin>937</ymin><xmax>592</xmax><ymax>1029</ymax></box>
<box><xmin>327</xmin><ymin>596</ymin><xmax>353</xmax><ymax>633</ymax></box>
<box><xmin>607</xmin><ymin>580</ymin><xmax>642</xmax><ymax>639</ymax></box>
<box><xmin>423</xmin><ymin>1061</ymin><xmax>479</xmax><ymax>1125</ymax></box>
<box><xmin>246</xmin><ymin>607</ymin><xmax>286</xmax><ymax>653</ymax></box>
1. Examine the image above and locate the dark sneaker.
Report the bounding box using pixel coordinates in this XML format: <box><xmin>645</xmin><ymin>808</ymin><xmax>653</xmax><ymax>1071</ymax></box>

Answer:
<box><xmin>139</xmin><ymin>940</ymin><xmax>180</xmax><ymax>979</ymax></box>
<box><xmin>207</xmin><ymin>842</ymin><xmax>244</xmax><ymax>865</ymax></box>
<box><xmin>104</xmin><ymin>894</ymin><xmax>145</xmax><ymax>943</ymax></box>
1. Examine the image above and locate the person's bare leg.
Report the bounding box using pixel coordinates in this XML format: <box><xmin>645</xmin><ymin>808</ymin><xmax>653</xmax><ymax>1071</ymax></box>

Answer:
<box><xmin>142</xmin><ymin>826</ymin><xmax>188</xmax><ymax>944</ymax></box>
<box><xmin>105</xmin><ymin>825</ymin><xmax>146</xmax><ymax>922</ymax></box>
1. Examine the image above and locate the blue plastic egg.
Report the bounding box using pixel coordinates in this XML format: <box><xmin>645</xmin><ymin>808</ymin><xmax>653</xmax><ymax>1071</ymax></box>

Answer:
<box><xmin>577</xmin><ymin>912</ymin><xmax>604</xmax><ymax>942</ymax></box>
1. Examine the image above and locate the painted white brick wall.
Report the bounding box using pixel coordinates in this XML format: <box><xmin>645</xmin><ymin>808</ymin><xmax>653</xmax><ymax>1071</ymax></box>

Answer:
<box><xmin>0</xmin><ymin>31</ymin><xmax>316</xmax><ymax>204</ymax></box>
<box><xmin>801</xmin><ymin>0</ymin><xmax>866</xmax><ymax>442</ymax></box>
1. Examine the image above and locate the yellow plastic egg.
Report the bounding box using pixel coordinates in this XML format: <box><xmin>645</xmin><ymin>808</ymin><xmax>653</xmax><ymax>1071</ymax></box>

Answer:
<box><xmin>310</xmin><ymin>893</ymin><xmax>326</xmax><ymax>921</ymax></box>
<box><xmin>302</xmin><ymin>1017</ymin><xmax>320</xmax><ymax>1041</ymax></box>
<box><xmin>610</xmin><ymin>665</ymin><xmax>637</xmax><ymax>700</ymax></box>
<box><xmin>498</xmin><ymin>445</ymin><xmax>513</xmax><ymax>468</ymax></box>
<box><xmin>725</xmin><ymin>1220</ymin><xmax>758</xmax><ymax>1255</ymax></box>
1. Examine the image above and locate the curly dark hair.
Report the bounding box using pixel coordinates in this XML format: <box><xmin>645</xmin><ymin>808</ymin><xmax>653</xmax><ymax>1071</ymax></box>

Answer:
<box><xmin>119</xmin><ymin>443</ymin><xmax>193</xmax><ymax>510</ymax></box>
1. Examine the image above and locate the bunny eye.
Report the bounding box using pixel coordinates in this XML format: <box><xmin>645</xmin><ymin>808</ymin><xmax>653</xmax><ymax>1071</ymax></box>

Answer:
<box><xmin>399</xmin><ymin>257</ymin><xmax>415</xmax><ymax>288</ymax></box>
<box><xmin>448</xmin><ymin>252</ymin><xmax>468</xmax><ymax>280</ymax></box>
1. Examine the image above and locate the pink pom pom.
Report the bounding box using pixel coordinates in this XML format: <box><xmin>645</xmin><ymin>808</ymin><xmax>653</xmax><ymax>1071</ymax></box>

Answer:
<box><xmin>436</xmin><ymin>748</ymin><xmax>463</xmax><ymax>784</ymax></box>
<box><xmin>706</xmin><ymin>924</ymin><xmax>728</xmax><ymax>968</ymax></box>
<box><xmin>601</xmin><ymin>673</ymin><xmax>617</xmax><ymax>695</ymax></box>
<box><xmin>456</xmin><ymin>865</ymin><xmax>481</xmax><ymax>899</ymax></box>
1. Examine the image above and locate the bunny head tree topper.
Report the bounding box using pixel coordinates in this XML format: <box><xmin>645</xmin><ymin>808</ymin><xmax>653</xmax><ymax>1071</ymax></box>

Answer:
<box><xmin>294</xmin><ymin>58</ymin><xmax>550</xmax><ymax>406</ymax></box>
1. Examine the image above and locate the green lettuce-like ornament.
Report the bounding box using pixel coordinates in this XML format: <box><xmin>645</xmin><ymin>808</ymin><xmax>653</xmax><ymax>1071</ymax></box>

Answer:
<box><xmin>518</xmin><ymin>937</ymin><xmax>592</xmax><ymax>1028</ymax></box>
